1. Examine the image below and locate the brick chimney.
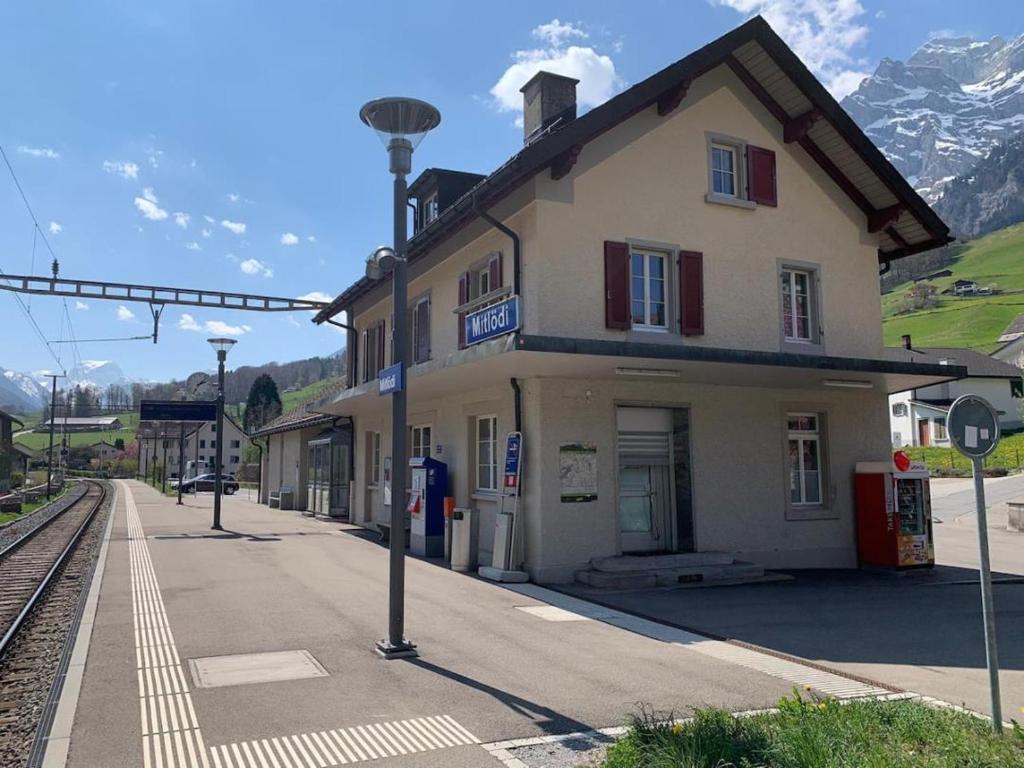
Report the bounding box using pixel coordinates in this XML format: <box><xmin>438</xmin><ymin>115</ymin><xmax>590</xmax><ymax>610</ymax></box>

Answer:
<box><xmin>521</xmin><ymin>71</ymin><xmax>579</xmax><ymax>145</ymax></box>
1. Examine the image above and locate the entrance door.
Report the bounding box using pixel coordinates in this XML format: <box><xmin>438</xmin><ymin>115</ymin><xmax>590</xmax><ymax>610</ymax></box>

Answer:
<box><xmin>918</xmin><ymin>419</ymin><xmax>931</xmax><ymax>447</ymax></box>
<box><xmin>617</xmin><ymin>408</ymin><xmax>674</xmax><ymax>553</ymax></box>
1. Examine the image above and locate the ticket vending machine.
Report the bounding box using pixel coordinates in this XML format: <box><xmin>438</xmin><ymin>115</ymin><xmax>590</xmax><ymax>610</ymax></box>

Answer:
<box><xmin>855</xmin><ymin>461</ymin><xmax>934</xmax><ymax>569</ymax></box>
<box><xmin>408</xmin><ymin>456</ymin><xmax>448</xmax><ymax>557</ymax></box>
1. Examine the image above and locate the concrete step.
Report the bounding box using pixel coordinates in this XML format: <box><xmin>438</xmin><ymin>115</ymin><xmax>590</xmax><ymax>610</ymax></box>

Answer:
<box><xmin>575</xmin><ymin>555</ymin><xmax>767</xmax><ymax>590</ymax></box>
<box><xmin>590</xmin><ymin>552</ymin><xmax>735</xmax><ymax>572</ymax></box>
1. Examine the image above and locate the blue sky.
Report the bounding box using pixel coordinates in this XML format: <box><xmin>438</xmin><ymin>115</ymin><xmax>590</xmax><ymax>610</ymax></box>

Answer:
<box><xmin>1</xmin><ymin>1</ymin><xmax>1018</xmax><ymax>382</ymax></box>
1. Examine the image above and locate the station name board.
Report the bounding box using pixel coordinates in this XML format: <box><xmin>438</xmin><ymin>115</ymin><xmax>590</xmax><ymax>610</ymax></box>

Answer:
<box><xmin>465</xmin><ymin>296</ymin><xmax>520</xmax><ymax>347</ymax></box>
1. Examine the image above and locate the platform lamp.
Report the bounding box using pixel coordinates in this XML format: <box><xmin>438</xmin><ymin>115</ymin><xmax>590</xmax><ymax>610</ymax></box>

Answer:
<box><xmin>207</xmin><ymin>336</ymin><xmax>237</xmax><ymax>530</ymax></box>
<box><xmin>360</xmin><ymin>96</ymin><xmax>441</xmax><ymax>659</ymax></box>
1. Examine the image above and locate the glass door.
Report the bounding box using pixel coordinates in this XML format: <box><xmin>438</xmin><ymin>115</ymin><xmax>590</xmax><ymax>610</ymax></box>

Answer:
<box><xmin>896</xmin><ymin>479</ymin><xmax>924</xmax><ymax>535</ymax></box>
<box><xmin>619</xmin><ymin>464</ymin><xmax>668</xmax><ymax>552</ymax></box>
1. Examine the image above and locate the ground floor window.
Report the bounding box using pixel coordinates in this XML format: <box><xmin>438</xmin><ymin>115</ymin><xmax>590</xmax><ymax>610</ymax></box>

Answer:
<box><xmin>933</xmin><ymin>417</ymin><xmax>948</xmax><ymax>441</ymax></box>
<box><xmin>476</xmin><ymin>415</ymin><xmax>497</xmax><ymax>491</ymax></box>
<box><xmin>787</xmin><ymin>413</ymin><xmax>823</xmax><ymax>506</ymax></box>
<box><xmin>411</xmin><ymin>425</ymin><xmax>432</xmax><ymax>459</ymax></box>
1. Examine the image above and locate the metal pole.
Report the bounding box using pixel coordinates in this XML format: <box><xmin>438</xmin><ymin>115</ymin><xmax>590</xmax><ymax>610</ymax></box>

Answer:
<box><xmin>378</xmin><ymin>156</ymin><xmax>414</xmax><ymax>658</ymax></box>
<box><xmin>972</xmin><ymin>456</ymin><xmax>1003</xmax><ymax>731</ymax></box>
<box><xmin>212</xmin><ymin>350</ymin><xmax>226</xmax><ymax>530</ymax></box>
<box><xmin>161</xmin><ymin>437</ymin><xmax>168</xmax><ymax>494</ymax></box>
<box><xmin>177</xmin><ymin>422</ymin><xmax>185</xmax><ymax>505</ymax></box>
<box><xmin>45</xmin><ymin>375</ymin><xmax>58</xmax><ymax>500</ymax></box>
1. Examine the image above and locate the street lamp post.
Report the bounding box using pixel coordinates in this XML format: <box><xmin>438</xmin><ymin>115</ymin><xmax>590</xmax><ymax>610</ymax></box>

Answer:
<box><xmin>360</xmin><ymin>97</ymin><xmax>441</xmax><ymax>660</ymax></box>
<box><xmin>207</xmin><ymin>337</ymin><xmax>237</xmax><ymax>530</ymax></box>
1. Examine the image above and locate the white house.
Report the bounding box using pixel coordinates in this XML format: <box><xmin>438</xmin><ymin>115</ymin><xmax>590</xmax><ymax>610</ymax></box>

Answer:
<box><xmin>138</xmin><ymin>414</ymin><xmax>251</xmax><ymax>479</ymax></box>
<box><xmin>889</xmin><ymin>345</ymin><xmax>1023</xmax><ymax>447</ymax></box>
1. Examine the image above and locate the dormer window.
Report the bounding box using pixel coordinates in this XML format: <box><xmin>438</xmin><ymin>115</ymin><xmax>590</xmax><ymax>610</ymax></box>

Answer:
<box><xmin>422</xmin><ymin>192</ymin><xmax>439</xmax><ymax>228</ymax></box>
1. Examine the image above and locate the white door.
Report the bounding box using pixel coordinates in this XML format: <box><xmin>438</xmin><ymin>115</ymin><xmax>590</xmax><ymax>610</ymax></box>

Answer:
<box><xmin>617</xmin><ymin>408</ymin><xmax>674</xmax><ymax>553</ymax></box>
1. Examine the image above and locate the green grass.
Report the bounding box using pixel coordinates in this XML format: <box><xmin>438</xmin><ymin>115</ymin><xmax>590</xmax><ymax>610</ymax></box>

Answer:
<box><xmin>280</xmin><ymin>378</ymin><xmax>341</xmax><ymax>414</ymax></box>
<box><xmin>13</xmin><ymin>411</ymin><xmax>139</xmax><ymax>452</ymax></box>
<box><xmin>601</xmin><ymin>691</ymin><xmax>1024</xmax><ymax>768</ymax></box>
<box><xmin>0</xmin><ymin>484</ymin><xmax>68</xmax><ymax>525</ymax></box>
<box><xmin>883</xmin><ymin>223</ymin><xmax>1024</xmax><ymax>352</ymax></box>
<box><xmin>899</xmin><ymin>430</ymin><xmax>1024</xmax><ymax>474</ymax></box>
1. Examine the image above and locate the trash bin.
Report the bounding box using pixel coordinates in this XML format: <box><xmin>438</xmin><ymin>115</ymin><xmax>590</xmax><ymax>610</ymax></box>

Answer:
<box><xmin>450</xmin><ymin>508</ymin><xmax>475</xmax><ymax>572</ymax></box>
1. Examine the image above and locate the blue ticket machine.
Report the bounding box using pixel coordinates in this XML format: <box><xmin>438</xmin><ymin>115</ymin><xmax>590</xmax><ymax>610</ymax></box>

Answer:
<box><xmin>408</xmin><ymin>456</ymin><xmax>448</xmax><ymax>557</ymax></box>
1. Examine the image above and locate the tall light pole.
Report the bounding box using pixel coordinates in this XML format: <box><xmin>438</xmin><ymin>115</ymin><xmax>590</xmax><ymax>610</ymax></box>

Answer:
<box><xmin>207</xmin><ymin>337</ymin><xmax>237</xmax><ymax>530</ymax></box>
<box><xmin>44</xmin><ymin>373</ymin><xmax>64</xmax><ymax>500</ymax></box>
<box><xmin>360</xmin><ymin>97</ymin><xmax>441</xmax><ymax>659</ymax></box>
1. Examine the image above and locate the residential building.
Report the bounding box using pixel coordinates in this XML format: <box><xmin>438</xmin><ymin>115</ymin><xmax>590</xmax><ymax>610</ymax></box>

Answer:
<box><xmin>0</xmin><ymin>409</ymin><xmax>23</xmax><ymax>493</ymax></box>
<box><xmin>312</xmin><ymin>17</ymin><xmax>960</xmax><ymax>583</ymax></box>
<box><xmin>35</xmin><ymin>415</ymin><xmax>124</xmax><ymax>433</ymax></box>
<box><xmin>138</xmin><ymin>414</ymin><xmax>250</xmax><ymax>480</ymax></box>
<box><xmin>89</xmin><ymin>440</ymin><xmax>121</xmax><ymax>467</ymax></box>
<box><xmin>252</xmin><ymin>383</ymin><xmax>351</xmax><ymax>518</ymax></box>
<box><xmin>889</xmin><ymin>345</ymin><xmax>1023</xmax><ymax>446</ymax></box>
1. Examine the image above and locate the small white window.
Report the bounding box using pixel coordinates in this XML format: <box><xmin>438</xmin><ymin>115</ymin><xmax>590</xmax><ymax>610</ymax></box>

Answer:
<box><xmin>787</xmin><ymin>413</ymin><xmax>823</xmax><ymax>506</ymax></box>
<box><xmin>630</xmin><ymin>248</ymin><xmax>668</xmax><ymax>330</ymax></box>
<box><xmin>422</xmin><ymin>192</ymin><xmax>439</xmax><ymax>226</ymax></box>
<box><xmin>781</xmin><ymin>268</ymin><xmax>814</xmax><ymax>342</ymax></box>
<box><xmin>934</xmin><ymin>418</ymin><xmax>948</xmax><ymax>441</ymax></box>
<box><xmin>411</xmin><ymin>425</ymin><xmax>432</xmax><ymax>459</ymax></box>
<box><xmin>476</xmin><ymin>415</ymin><xmax>497</xmax><ymax>491</ymax></box>
<box><xmin>711</xmin><ymin>143</ymin><xmax>737</xmax><ymax>197</ymax></box>
<box><xmin>892</xmin><ymin>402</ymin><xmax>907</xmax><ymax>417</ymax></box>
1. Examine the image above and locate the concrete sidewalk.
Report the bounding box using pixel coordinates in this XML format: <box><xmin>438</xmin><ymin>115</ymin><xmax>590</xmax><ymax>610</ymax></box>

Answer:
<box><xmin>61</xmin><ymin>480</ymin><xmax>794</xmax><ymax>768</ymax></box>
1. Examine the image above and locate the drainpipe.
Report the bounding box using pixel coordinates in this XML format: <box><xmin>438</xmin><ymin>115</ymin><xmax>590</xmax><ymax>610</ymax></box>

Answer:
<box><xmin>253</xmin><ymin>436</ymin><xmax>266</xmax><ymax>503</ymax></box>
<box><xmin>473</xmin><ymin>192</ymin><xmax>521</xmax><ymax>296</ymax></box>
<box><xmin>325</xmin><ymin>316</ymin><xmax>358</xmax><ymax>389</ymax></box>
<box><xmin>510</xmin><ymin>378</ymin><xmax>522</xmax><ymax>433</ymax></box>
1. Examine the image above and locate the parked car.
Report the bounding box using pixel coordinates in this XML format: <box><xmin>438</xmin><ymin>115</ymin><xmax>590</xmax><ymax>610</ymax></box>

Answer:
<box><xmin>177</xmin><ymin>473</ymin><xmax>239</xmax><ymax>495</ymax></box>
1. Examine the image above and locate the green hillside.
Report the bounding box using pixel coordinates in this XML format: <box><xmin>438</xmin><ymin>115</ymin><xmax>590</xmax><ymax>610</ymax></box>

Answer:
<box><xmin>882</xmin><ymin>223</ymin><xmax>1024</xmax><ymax>352</ymax></box>
<box><xmin>14</xmin><ymin>411</ymin><xmax>139</xmax><ymax>452</ymax></box>
<box><xmin>280</xmin><ymin>377</ymin><xmax>341</xmax><ymax>413</ymax></box>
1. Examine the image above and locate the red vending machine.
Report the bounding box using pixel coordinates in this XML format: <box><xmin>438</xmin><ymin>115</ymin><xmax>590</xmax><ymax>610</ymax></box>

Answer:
<box><xmin>855</xmin><ymin>461</ymin><xmax>934</xmax><ymax>568</ymax></box>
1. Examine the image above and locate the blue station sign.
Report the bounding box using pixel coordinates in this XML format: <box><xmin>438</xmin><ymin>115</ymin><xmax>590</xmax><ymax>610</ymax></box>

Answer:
<box><xmin>465</xmin><ymin>296</ymin><xmax>520</xmax><ymax>346</ymax></box>
<box><xmin>378</xmin><ymin>362</ymin><xmax>403</xmax><ymax>396</ymax></box>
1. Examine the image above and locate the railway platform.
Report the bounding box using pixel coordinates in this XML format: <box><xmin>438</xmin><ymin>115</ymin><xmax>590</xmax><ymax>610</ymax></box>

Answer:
<box><xmin>50</xmin><ymin>480</ymin><xmax>795</xmax><ymax>768</ymax></box>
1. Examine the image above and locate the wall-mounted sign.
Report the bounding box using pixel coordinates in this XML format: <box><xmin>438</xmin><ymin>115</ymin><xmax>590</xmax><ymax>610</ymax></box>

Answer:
<box><xmin>504</xmin><ymin>432</ymin><xmax>523</xmax><ymax>489</ymax></box>
<box><xmin>559</xmin><ymin>443</ymin><xmax>598</xmax><ymax>503</ymax></box>
<box><xmin>378</xmin><ymin>363</ymin><xmax>403</xmax><ymax>396</ymax></box>
<box><xmin>465</xmin><ymin>296</ymin><xmax>520</xmax><ymax>347</ymax></box>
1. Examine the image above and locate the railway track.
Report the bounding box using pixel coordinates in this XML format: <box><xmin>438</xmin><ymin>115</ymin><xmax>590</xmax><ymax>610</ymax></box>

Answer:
<box><xmin>0</xmin><ymin>481</ymin><xmax>106</xmax><ymax>657</ymax></box>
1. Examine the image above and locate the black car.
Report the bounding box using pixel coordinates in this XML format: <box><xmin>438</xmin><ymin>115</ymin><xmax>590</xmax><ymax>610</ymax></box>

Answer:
<box><xmin>177</xmin><ymin>473</ymin><xmax>239</xmax><ymax>494</ymax></box>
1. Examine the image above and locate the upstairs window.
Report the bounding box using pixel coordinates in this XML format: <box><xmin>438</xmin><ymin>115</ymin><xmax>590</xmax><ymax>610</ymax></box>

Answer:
<box><xmin>892</xmin><ymin>402</ymin><xmax>908</xmax><ymax>417</ymax></box>
<box><xmin>630</xmin><ymin>249</ymin><xmax>668</xmax><ymax>330</ymax></box>
<box><xmin>711</xmin><ymin>143</ymin><xmax>738</xmax><ymax>197</ymax></box>
<box><xmin>361</xmin><ymin>320</ymin><xmax>386</xmax><ymax>383</ymax></box>
<box><xmin>780</xmin><ymin>266</ymin><xmax>820</xmax><ymax>345</ymax></box>
<box><xmin>410</xmin><ymin>294</ymin><xmax>431</xmax><ymax>365</ymax></box>
<box><xmin>422</xmin><ymin>192</ymin><xmax>439</xmax><ymax>228</ymax></box>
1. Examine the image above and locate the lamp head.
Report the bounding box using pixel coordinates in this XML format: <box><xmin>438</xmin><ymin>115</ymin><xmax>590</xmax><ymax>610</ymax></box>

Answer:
<box><xmin>359</xmin><ymin>97</ymin><xmax>441</xmax><ymax>150</ymax></box>
<box><xmin>207</xmin><ymin>337</ymin><xmax>237</xmax><ymax>356</ymax></box>
<box><xmin>365</xmin><ymin>246</ymin><xmax>399</xmax><ymax>280</ymax></box>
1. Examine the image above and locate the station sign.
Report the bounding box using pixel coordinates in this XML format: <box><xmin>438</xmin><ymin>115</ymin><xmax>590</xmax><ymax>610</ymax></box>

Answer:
<box><xmin>465</xmin><ymin>296</ymin><xmax>520</xmax><ymax>347</ymax></box>
<box><xmin>378</xmin><ymin>363</ymin><xmax>403</xmax><ymax>396</ymax></box>
<box><xmin>140</xmin><ymin>400</ymin><xmax>217</xmax><ymax>422</ymax></box>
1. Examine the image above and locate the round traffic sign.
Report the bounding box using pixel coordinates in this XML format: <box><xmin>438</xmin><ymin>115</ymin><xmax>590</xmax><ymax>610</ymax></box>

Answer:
<box><xmin>948</xmin><ymin>394</ymin><xmax>1000</xmax><ymax>459</ymax></box>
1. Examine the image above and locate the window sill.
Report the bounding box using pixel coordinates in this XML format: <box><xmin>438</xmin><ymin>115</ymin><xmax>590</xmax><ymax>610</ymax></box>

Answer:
<box><xmin>786</xmin><ymin>505</ymin><xmax>838</xmax><ymax>521</ymax></box>
<box><xmin>472</xmin><ymin>491</ymin><xmax>499</xmax><ymax>503</ymax></box>
<box><xmin>705</xmin><ymin>193</ymin><xmax>756</xmax><ymax>210</ymax></box>
<box><xmin>781</xmin><ymin>340</ymin><xmax>824</xmax><ymax>356</ymax></box>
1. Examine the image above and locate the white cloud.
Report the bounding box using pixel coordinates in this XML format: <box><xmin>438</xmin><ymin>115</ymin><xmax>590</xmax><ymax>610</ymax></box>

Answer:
<box><xmin>297</xmin><ymin>291</ymin><xmax>333</xmax><ymax>303</ymax></box>
<box><xmin>142</xmin><ymin>187</ymin><xmax>158</xmax><ymax>203</ymax></box>
<box><xmin>75</xmin><ymin>300</ymin><xmax>89</xmax><ymax>311</ymax></box>
<box><xmin>201</xmin><ymin>228</ymin><xmax>212</xmax><ymax>238</ymax></box>
<box><xmin>134</xmin><ymin>194</ymin><xmax>168</xmax><ymax>221</ymax></box>
<box><xmin>48</xmin><ymin>221</ymin><xmax>62</xmax><ymax>235</ymax></box>
<box><xmin>280</xmin><ymin>232</ymin><xmax>299</xmax><ymax>246</ymax></box>
<box><xmin>227</xmin><ymin>193</ymin><xmax>240</xmax><ymax>203</ymax></box>
<box><xmin>532</xmin><ymin>19</ymin><xmax>588</xmax><ymax>47</ymax></box>
<box><xmin>284</xmin><ymin>315</ymin><xmax>301</xmax><ymax>328</ymax></box>
<box><xmin>203</xmin><ymin>215</ymin><xmax>215</xmax><ymax>224</ymax></box>
<box><xmin>178</xmin><ymin>313</ymin><xmax>202</xmax><ymax>331</ymax></box>
<box><xmin>17</xmin><ymin>146</ymin><xmax>60</xmax><ymax>159</ymax></box>
<box><xmin>490</xmin><ymin>20</ymin><xmax>623</xmax><ymax>126</ymax></box>
<box><xmin>221</xmin><ymin>219</ymin><xmax>246</xmax><ymax>235</ymax></box>
<box><xmin>173</xmin><ymin>211</ymin><xmax>190</xmax><ymax>228</ymax></box>
<box><xmin>116</xmin><ymin>305</ymin><xmax>136</xmax><ymax>321</ymax></box>
<box><xmin>875</xmin><ymin>9</ymin><xmax>886</xmax><ymax>19</ymax></box>
<box><xmin>306</xmin><ymin>235</ymin><xmax>316</xmax><ymax>243</ymax></box>
<box><xmin>205</xmin><ymin>319</ymin><xmax>252</xmax><ymax>336</ymax></box>
<box><xmin>146</xmin><ymin>147</ymin><xmax>164</xmax><ymax>169</ymax></box>
<box><xmin>713</xmin><ymin>0</ymin><xmax>871</xmax><ymax>99</ymax></box>
<box><xmin>225</xmin><ymin>253</ymin><xmax>239</xmax><ymax>262</ymax></box>
<box><xmin>185</xmin><ymin>241</ymin><xmax>201</xmax><ymax>251</ymax></box>
<box><xmin>102</xmin><ymin>160</ymin><xmax>139</xmax><ymax>179</ymax></box>
<box><xmin>239</xmin><ymin>257</ymin><xmax>272</xmax><ymax>277</ymax></box>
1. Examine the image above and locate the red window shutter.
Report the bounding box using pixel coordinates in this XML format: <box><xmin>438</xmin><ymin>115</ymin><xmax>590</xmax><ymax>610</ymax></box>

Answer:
<box><xmin>489</xmin><ymin>253</ymin><xmax>503</xmax><ymax>289</ymax></box>
<box><xmin>604</xmin><ymin>241</ymin><xmax>631</xmax><ymax>330</ymax></box>
<box><xmin>747</xmin><ymin>146</ymin><xmax>777</xmax><ymax>206</ymax></box>
<box><xmin>457</xmin><ymin>272</ymin><xmax>469</xmax><ymax>349</ymax></box>
<box><xmin>415</xmin><ymin>299</ymin><xmax>430</xmax><ymax>362</ymax></box>
<box><xmin>360</xmin><ymin>329</ymin><xmax>369</xmax><ymax>383</ymax></box>
<box><xmin>679</xmin><ymin>251</ymin><xmax>704</xmax><ymax>336</ymax></box>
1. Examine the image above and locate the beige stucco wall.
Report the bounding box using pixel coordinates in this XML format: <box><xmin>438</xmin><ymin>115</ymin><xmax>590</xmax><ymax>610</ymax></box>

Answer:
<box><xmin>532</xmin><ymin>64</ymin><xmax>884</xmax><ymax>359</ymax></box>
<box><xmin>524</xmin><ymin>377</ymin><xmax>890</xmax><ymax>583</ymax></box>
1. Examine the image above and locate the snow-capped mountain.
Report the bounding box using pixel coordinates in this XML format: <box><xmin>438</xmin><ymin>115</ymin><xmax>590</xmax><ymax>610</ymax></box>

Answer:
<box><xmin>65</xmin><ymin>360</ymin><xmax>133</xmax><ymax>390</ymax></box>
<box><xmin>0</xmin><ymin>368</ymin><xmax>48</xmax><ymax>412</ymax></box>
<box><xmin>842</xmin><ymin>34</ymin><xmax>1024</xmax><ymax>202</ymax></box>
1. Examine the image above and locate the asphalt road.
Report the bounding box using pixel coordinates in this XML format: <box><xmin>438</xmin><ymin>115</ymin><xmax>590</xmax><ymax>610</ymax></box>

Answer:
<box><xmin>930</xmin><ymin>473</ymin><xmax>1024</xmax><ymax>522</ymax></box>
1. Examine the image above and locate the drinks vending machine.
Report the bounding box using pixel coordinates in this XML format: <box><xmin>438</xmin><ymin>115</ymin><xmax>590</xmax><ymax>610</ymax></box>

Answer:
<box><xmin>408</xmin><ymin>456</ymin><xmax>448</xmax><ymax>557</ymax></box>
<box><xmin>855</xmin><ymin>461</ymin><xmax>934</xmax><ymax>569</ymax></box>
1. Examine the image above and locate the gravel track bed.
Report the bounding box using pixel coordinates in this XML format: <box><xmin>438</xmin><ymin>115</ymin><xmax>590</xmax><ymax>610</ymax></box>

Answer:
<box><xmin>0</xmin><ymin>484</ymin><xmax>89</xmax><ymax>550</ymax></box>
<box><xmin>0</xmin><ymin>481</ymin><xmax>112</xmax><ymax>768</ymax></box>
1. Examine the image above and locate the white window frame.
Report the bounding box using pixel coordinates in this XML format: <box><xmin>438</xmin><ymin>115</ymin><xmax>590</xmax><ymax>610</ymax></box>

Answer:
<box><xmin>476</xmin><ymin>415</ymin><xmax>498</xmax><ymax>492</ymax></box>
<box><xmin>411</xmin><ymin>424</ymin><xmax>432</xmax><ymax>459</ymax></box>
<box><xmin>892</xmin><ymin>402</ymin><xmax>907</xmax><ymax>417</ymax></box>
<box><xmin>711</xmin><ymin>143</ymin><xmax>738</xmax><ymax>197</ymax></box>
<box><xmin>933</xmin><ymin>417</ymin><xmax>948</xmax><ymax>442</ymax></box>
<box><xmin>704</xmin><ymin>133</ymin><xmax>755</xmax><ymax>210</ymax></box>
<box><xmin>786</xmin><ymin>412</ymin><xmax>826</xmax><ymax>510</ymax></box>
<box><xmin>422</xmin><ymin>192</ymin><xmax>439</xmax><ymax>227</ymax></box>
<box><xmin>781</xmin><ymin>268</ymin><xmax>813</xmax><ymax>343</ymax></box>
<box><xmin>778</xmin><ymin>260</ymin><xmax>824</xmax><ymax>353</ymax></box>
<box><xmin>629</xmin><ymin>247</ymin><xmax>669</xmax><ymax>331</ymax></box>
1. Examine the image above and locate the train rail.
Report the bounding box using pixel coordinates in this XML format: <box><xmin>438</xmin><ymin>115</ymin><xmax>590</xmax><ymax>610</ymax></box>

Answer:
<box><xmin>0</xmin><ymin>481</ymin><xmax>106</xmax><ymax>659</ymax></box>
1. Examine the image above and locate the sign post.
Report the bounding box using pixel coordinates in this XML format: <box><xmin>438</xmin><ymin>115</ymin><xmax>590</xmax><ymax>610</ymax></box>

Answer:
<box><xmin>948</xmin><ymin>394</ymin><xmax>1003</xmax><ymax>731</ymax></box>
